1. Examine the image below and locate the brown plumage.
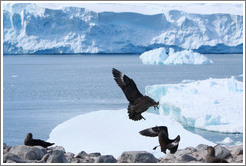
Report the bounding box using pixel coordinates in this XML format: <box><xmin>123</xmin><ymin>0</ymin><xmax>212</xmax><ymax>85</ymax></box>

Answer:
<box><xmin>112</xmin><ymin>68</ymin><xmax>159</xmax><ymax>121</ymax></box>
<box><xmin>139</xmin><ymin>126</ymin><xmax>180</xmax><ymax>154</ymax></box>
<box><xmin>24</xmin><ymin>133</ymin><xmax>54</xmax><ymax>148</ymax></box>
<box><xmin>205</xmin><ymin>146</ymin><xmax>228</xmax><ymax>163</ymax></box>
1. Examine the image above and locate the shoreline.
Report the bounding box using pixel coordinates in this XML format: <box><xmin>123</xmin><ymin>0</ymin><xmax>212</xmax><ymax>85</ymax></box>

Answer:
<box><xmin>3</xmin><ymin>143</ymin><xmax>243</xmax><ymax>163</ymax></box>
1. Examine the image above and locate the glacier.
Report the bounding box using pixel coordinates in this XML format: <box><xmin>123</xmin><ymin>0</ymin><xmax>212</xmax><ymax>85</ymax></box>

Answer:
<box><xmin>47</xmin><ymin>109</ymin><xmax>214</xmax><ymax>158</ymax></box>
<box><xmin>139</xmin><ymin>47</ymin><xmax>213</xmax><ymax>65</ymax></box>
<box><xmin>3</xmin><ymin>3</ymin><xmax>243</xmax><ymax>54</ymax></box>
<box><xmin>145</xmin><ymin>77</ymin><xmax>243</xmax><ymax>133</ymax></box>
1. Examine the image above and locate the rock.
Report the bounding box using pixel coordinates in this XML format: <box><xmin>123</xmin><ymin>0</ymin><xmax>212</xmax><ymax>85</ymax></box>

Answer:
<box><xmin>89</xmin><ymin>152</ymin><xmax>101</xmax><ymax>158</ymax></box>
<box><xmin>118</xmin><ymin>151</ymin><xmax>157</xmax><ymax>163</ymax></box>
<box><xmin>3</xmin><ymin>143</ymin><xmax>12</xmax><ymax>154</ymax></box>
<box><xmin>49</xmin><ymin>146</ymin><xmax>66</xmax><ymax>152</ymax></box>
<box><xmin>37</xmin><ymin>154</ymin><xmax>50</xmax><ymax>163</ymax></box>
<box><xmin>95</xmin><ymin>155</ymin><xmax>117</xmax><ymax>163</ymax></box>
<box><xmin>46</xmin><ymin>150</ymin><xmax>68</xmax><ymax>163</ymax></box>
<box><xmin>3</xmin><ymin>153</ymin><xmax>31</xmax><ymax>163</ymax></box>
<box><xmin>159</xmin><ymin>153</ymin><xmax>176</xmax><ymax>163</ymax></box>
<box><xmin>9</xmin><ymin>145</ymin><xmax>46</xmax><ymax>160</ymax></box>
<box><xmin>214</xmin><ymin>144</ymin><xmax>232</xmax><ymax>159</ymax></box>
<box><xmin>196</xmin><ymin>144</ymin><xmax>208</xmax><ymax>150</ymax></box>
<box><xmin>75</xmin><ymin>151</ymin><xmax>89</xmax><ymax>159</ymax></box>
<box><xmin>65</xmin><ymin>152</ymin><xmax>75</xmax><ymax>162</ymax></box>
<box><xmin>235</xmin><ymin>147</ymin><xmax>243</xmax><ymax>155</ymax></box>
<box><xmin>181</xmin><ymin>154</ymin><xmax>197</xmax><ymax>162</ymax></box>
<box><xmin>185</xmin><ymin>147</ymin><xmax>197</xmax><ymax>152</ymax></box>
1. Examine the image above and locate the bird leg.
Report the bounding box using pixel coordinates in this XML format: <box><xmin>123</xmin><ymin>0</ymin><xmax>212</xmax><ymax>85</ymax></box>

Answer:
<box><xmin>153</xmin><ymin>145</ymin><xmax>160</xmax><ymax>150</ymax></box>
<box><xmin>154</xmin><ymin>106</ymin><xmax>159</xmax><ymax>110</ymax></box>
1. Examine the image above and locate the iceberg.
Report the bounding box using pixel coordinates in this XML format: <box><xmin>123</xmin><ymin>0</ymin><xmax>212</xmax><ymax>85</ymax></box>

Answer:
<box><xmin>3</xmin><ymin>3</ymin><xmax>243</xmax><ymax>54</ymax></box>
<box><xmin>139</xmin><ymin>47</ymin><xmax>213</xmax><ymax>65</ymax></box>
<box><xmin>145</xmin><ymin>77</ymin><xmax>243</xmax><ymax>133</ymax></box>
<box><xmin>47</xmin><ymin>109</ymin><xmax>215</xmax><ymax>158</ymax></box>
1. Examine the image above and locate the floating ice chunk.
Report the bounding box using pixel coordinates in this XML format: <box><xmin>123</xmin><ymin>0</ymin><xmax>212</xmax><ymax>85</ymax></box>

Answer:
<box><xmin>145</xmin><ymin>78</ymin><xmax>243</xmax><ymax>133</ymax></box>
<box><xmin>139</xmin><ymin>47</ymin><xmax>213</xmax><ymax>65</ymax></box>
<box><xmin>219</xmin><ymin>137</ymin><xmax>234</xmax><ymax>145</ymax></box>
<box><xmin>47</xmin><ymin>109</ymin><xmax>214</xmax><ymax>158</ymax></box>
<box><xmin>139</xmin><ymin>47</ymin><xmax>169</xmax><ymax>64</ymax></box>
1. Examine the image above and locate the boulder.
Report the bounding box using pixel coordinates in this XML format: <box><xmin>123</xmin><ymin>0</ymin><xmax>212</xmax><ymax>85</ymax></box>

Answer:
<box><xmin>75</xmin><ymin>151</ymin><xmax>89</xmax><ymax>159</ymax></box>
<box><xmin>118</xmin><ymin>151</ymin><xmax>157</xmax><ymax>163</ymax></box>
<box><xmin>3</xmin><ymin>143</ymin><xmax>12</xmax><ymax>154</ymax></box>
<box><xmin>214</xmin><ymin>145</ymin><xmax>232</xmax><ymax>159</ymax></box>
<box><xmin>196</xmin><ymin>144</ymin><xmax>208</xmax><ymax>150</ymax></box>
<box><xmin>89</xmin><ymin>152</ymin><xmax>101</xmax><ymax>158</ymax></box>
<box><xmin>46</xmin><ymin>150</ymin><xmax>68</xmax><ymax>163</ymax></box>
<box><xmin>181</xmin><ymin>154</ymin><xmax>197</xmax><ymax>162</ymax></box>
<box><xmin>95</xmin><ymin>155</ymin><xmax>117</xmax><ymax>163</ymax></box>
<box><xmin>65</xmin><ymin>152</ymin><xmax>75</xmax><ymax>162</ymax></box>
<box><xmin>8</xmin><ymin>145</ymin><xmax>46</xmax><ymax>160</ymax></box>
<box><xmin>3</xmin><ymin>153</ymin><xmax>31</xmax><ymax>163</ymax></box>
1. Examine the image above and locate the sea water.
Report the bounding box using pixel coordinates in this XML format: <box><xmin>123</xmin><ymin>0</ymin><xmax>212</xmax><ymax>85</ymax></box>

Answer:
<box><xmin>2</xmin><ymin>54</ymin><xmax>243</xmax><ymax>146</ymax></box>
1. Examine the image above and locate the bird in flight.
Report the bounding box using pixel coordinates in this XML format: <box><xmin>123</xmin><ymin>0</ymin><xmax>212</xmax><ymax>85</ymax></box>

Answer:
<box><xmin>139</xmin><ymin>126</ymin><xmax>180</xmax><ymax>154</ymax></box>
<box><xmin>112</xmin><ymin>68</ymin><xmax>159</xmax><ymax>121</ymax></box>
<box><xmin>24</xmin><ymin>133</ymin><xmax>55</xmax><ymax>148</ymax></box>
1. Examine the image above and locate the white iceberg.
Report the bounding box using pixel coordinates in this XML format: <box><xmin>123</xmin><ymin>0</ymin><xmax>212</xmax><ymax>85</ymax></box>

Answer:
<box><xmin>47</xmin><ymin>109</ymin><xmax>214</xmax><ymax>158</ymax></box>
<box><xmin>145</xmin><ymin>77</ymin><xmax>243</xmax><ymax>133</ymax></box>
<box><xmin>139</xmin><ymin>47</ymin><xmax>213</xmax><ymax>65</ymax></box>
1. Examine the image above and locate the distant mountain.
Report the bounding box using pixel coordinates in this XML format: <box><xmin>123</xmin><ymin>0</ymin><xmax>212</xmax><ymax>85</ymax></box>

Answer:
<box><xmin>3</xmin><ymin>3</ymin><xmax>243</xmax><ymax>54</ymax></box>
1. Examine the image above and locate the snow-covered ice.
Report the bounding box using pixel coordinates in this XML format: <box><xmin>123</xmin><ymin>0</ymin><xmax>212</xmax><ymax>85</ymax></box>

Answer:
<box><xmin>145</xmin><ymin>77</ymin><xmax>243</xmax><ymax>133</ymax></box>
<box><xmin>47</xmin><ymin>109</ymin><xmax>215</xmax><ymax>158</ymax></box>
<box><xmin>3</xmin><ymin>3</ymin><xmax>243</xmax><ymax>54</ymax></box>
<box><xmin>139</xmin><ymin>47</ymin><xmax>213</xmax><ymax>65</ymax></box>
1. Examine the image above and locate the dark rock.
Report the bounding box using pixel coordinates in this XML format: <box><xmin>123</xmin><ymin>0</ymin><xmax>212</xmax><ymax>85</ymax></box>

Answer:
<box><xmin>46</xmin><ymin>150</ymin><xmax>68</xmax><ymax>163</ymax></box>
<box><xmin>214</xmin><ymin>145</ymin><xmax>232</xmax><ymax>159</ymax></box>
<box><xmin>118</xmin><ymin>151</ymin><xmax>157</xmax><ymax>163</ymax></box>
<box><xmin>75</xmin><ymin>151</ymin><xmax>89</xmax><ymax>159</ymax></box>
<box><xmin>3</xmin><ymin>153</ymin><xmax>31</xmax><ymax>163</ymax></box>
<box><xmin>181</xmin><ymin>154</ymin><xmax>197</xmax><ymax>162</ymax></box>
<box><xmin>3</xmin><ymin>143</ymin><xmax>12</xmax><ymax>154</ymax></box>
<box><xmin>95</xmin><ymin>155</ymin><xmax>117</xmax><ymax>163</ymax></box>
<box><xmin>9</xmin><ymin>145</ymin><xmax>46</xmax><ymax>160</ymax></box>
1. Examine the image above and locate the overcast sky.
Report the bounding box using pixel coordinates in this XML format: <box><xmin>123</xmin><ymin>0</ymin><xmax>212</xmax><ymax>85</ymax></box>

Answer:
<box><xmin>34</xmin><ymin>2</ymin><xmax>244</xmax><ymax>16</ymax></box>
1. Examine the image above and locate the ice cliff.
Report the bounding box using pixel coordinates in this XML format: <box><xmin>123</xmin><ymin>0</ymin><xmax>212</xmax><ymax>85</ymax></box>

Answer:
<box><xmin>145</xmin><ymin>77</ymin><xmax>243</xmax><ymax>133</ymax></box>
<box><xmin>3</xmin><ymin>3</ymin><xmax>243</xmax><ymax>54</ymax></box>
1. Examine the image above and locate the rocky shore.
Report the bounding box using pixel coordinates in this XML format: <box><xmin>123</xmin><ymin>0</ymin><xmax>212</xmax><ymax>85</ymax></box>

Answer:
<box><xmin>3</xmin><ymin>143</ymin><xmax>243</xmax><ymax>163</ymax></box>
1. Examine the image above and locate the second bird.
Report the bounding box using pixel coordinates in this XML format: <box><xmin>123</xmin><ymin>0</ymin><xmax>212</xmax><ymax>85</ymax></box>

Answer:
<box><xmin>139</xmin><ymin>126</ymin><xmax>180</xmax><ymax>154</ymax></box>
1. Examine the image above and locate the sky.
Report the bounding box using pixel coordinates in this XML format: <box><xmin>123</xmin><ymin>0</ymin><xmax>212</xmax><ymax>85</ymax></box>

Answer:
<box><xmin>33</xmin><ymin>1</ymin><xmax>244</xmax><ymax>16</ymax></box>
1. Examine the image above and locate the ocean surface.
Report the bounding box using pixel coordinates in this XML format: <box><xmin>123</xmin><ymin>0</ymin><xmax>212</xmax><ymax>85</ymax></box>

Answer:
<box><xmin>2</xmin><ymin>54</ymin><xmax>243</xmax><ymax>146</ymax></box>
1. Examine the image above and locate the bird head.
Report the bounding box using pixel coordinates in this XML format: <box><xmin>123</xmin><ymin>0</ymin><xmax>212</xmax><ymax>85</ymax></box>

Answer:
<box><xmin>26</xmin><ymin>133</ymin><xmax>33</xmax><ymax>139</ymax></box>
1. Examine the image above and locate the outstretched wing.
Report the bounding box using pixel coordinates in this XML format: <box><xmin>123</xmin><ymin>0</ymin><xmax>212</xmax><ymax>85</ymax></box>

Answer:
<box><xmin>112</xmin><ymin>68</ymin><xmax>143</xmax><ymax>103</ymax></box>
<box><xmin>139</xmin><ymin>126</ymin><xmax>168</xmax><ymax>137</ymax></box>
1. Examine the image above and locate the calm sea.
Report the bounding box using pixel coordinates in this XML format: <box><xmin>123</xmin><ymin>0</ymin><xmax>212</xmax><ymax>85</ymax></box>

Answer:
<box><xmin>3</xmin><ymin>54</ymin><xmax>243</xmax><ymax>146</ymax></box>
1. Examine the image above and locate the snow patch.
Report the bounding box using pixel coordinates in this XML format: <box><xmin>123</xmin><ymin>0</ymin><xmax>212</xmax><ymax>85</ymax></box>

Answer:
<box><xmin>47</xmin><ymin>109</ymin><xmax>214</xmax><ymax>158</ymax></box>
